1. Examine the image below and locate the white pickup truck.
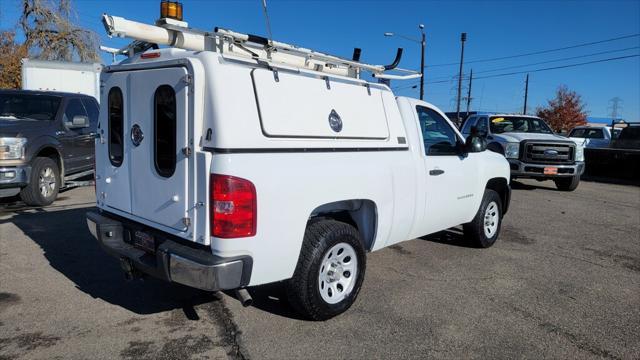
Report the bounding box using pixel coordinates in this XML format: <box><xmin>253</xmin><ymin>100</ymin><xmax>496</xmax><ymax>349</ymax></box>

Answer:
<box><xmin>86</xmin><ymin>13</ymin><xmax>511</xmax><ymax>320</ymax></box>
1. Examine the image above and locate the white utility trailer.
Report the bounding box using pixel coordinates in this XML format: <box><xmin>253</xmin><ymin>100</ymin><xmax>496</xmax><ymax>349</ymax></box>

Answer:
<box><xmin>21</xmin><ymin>59</ymin><xmax>102</xmax><ymax>102</ymax></box>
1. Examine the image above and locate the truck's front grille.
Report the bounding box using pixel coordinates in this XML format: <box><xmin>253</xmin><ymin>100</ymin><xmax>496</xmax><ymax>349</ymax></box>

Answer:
<box><xmin>522</xmin><ymin>142</ymin><xmax>575</xmax><ymax>164</ymax></box>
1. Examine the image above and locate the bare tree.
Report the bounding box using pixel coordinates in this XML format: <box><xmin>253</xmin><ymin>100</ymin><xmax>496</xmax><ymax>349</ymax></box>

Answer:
<box><xmin>20</xmin><ymin>0</ymin><xmax>99</xmax><ymax>62</ymax></box>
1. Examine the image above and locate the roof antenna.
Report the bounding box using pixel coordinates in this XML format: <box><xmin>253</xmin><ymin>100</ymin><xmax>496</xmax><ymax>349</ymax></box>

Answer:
<box><xmin>260</xmin><ymin>0</ymin><xmax>274</xmax><ymax>49</ymax></box>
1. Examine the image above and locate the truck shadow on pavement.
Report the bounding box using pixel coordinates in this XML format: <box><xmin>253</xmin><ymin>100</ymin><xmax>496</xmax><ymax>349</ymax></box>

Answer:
<box><xmin>6</xmin><ymin>206</ymin><xmax>218</xmax><ymax>317</ymax></box>
<box><xmin>420</xmin><ymin>228</ymin><xmax>474</xmax><ymax>248</ymax></box>
<box><xmin>509</xmin><ymin>180</ymin><xmax>557</xmax><ymax>191</ymax></box>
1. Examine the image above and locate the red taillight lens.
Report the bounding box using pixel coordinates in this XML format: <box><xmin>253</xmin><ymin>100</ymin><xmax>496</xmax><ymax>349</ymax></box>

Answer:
<box><xmin>211</xmin><ymin>174</ymin><xmax>257</xmax><ymax>238</ymax></box>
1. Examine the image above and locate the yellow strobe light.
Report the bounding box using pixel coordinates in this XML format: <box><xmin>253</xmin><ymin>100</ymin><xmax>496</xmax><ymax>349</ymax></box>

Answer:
<box><xmin>160</xmin><ymin>1</ymin><xmax>183</xmax><ymax>21</ymax></box>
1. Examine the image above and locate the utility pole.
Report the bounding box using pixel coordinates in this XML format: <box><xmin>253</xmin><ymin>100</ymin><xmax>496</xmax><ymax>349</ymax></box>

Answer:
<box><xmin>455</xmin><ymin>32</ymin><xmax>467</xmax><ymax>125</ymax></box>
<box><xmin>419</xmin><ymin>24</ymin><xmax>425</xmax><ymax>100</ymax></box>
<box><xmin>466</xmin><ymin>69</ymin><xmax>473</xmax><ymax>114</ymax></box>
<box><xmin>608</xmin><ymin>97</ymin><xmax>623</xmax><ymax>121</ymax></box>
<box><xmin>523</xmin><ymin>73</ymin><xmax>529</xmax><ymax>115</ymax></box>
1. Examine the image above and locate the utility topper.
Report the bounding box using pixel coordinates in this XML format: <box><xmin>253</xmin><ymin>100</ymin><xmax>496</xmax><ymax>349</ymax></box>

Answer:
<box><xmin>87</xmin><ymin>2</ymin><xmax>511</xmax><ymax>320</ymax></box>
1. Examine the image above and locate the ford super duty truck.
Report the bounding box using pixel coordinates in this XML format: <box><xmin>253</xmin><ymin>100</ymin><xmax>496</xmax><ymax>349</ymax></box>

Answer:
<box><xmin>462</xmin><ymin>114</ymin><xmax>585</xmax><ymax>191</ymax></box>
<box><xmin>86</xmin><ymin>12</ymin><xmax>511</xmax><ymax>320</ymax></box>
<box><xmin>0</xmin><ymin>89</ymin><xmax>98</xmax><ymax>206</ymax></box>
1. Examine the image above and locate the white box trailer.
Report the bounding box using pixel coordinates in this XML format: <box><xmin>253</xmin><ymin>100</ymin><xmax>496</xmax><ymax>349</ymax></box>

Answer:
<box><xmin>21</xmin><ymin>59</ymin><xmax>102</xmax><ymax>102</ymax></box>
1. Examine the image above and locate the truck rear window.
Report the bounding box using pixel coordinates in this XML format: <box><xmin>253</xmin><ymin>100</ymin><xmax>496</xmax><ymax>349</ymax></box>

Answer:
<box><xmin>0</xmin><ymin>93</ymin><xmax>61</xmax><ymax>121</ymax></box>
<box><xmin>108</xmin><ymin>87</ymin><xmax>124</xmax><ymax>167</ymax></box>
<box><xmin>154</xmin><ymin>85</ymin><xmax>176</xmax><ymax>178</ymax></box>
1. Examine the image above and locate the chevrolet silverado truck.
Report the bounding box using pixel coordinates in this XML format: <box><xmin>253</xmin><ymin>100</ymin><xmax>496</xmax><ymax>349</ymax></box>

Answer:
<box><xmin>462</xmin><ymin>114</ymin><xmax>585</xmax><ymax>191</ymax></box>
<box><xmin>86</xmin><ymin>11</ymin><xmax>511</xmax><ymax>320</ymax></box>
<box><xmin>0</xmin><ymin>89</ymin><xmax>98</xmax><ymax>206</ymax></box>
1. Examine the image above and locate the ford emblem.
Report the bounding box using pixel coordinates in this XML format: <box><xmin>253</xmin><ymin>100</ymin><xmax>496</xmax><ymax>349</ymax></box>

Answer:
<box><xmin>544</xmin><ymin>149</ymin><xmax>558</xmax><ymax>157</ymax></box>
<box><xmin>131</xmin><ymin>124</ymin><xmax>144</xmax><ymax>147</ymax></box>
<box><xmin>328</xmin><ymin>109</ymin><xmax>343</xmax><ymax>133</ymax></box>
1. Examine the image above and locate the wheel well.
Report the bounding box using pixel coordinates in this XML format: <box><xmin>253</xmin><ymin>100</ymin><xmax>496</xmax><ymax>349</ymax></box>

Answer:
<box><xmin>486</xmin><ymin>177</ymin><xmax>510</xmax><ymax>214</ymax></box>
<box><xmin>309</xmin><ymin>200</ymin><xmax>377</xmax><ymax>251</ymax></box>
<box><xmin>35</xmin><ymin>147</ymin><xmax>63</xmax><ymax>177</ymax></box>
<box><xmin>487</xmin><ymin>142</ymin><xmax>504</xmax><ymax>154</ymax></box>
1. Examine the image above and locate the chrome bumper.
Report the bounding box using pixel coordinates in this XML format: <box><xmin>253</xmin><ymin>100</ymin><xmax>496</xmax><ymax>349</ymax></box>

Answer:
<box><xmin>86</xmin><ymin>211</ymin><xmax>252</xmax><ymax>291</ymax></box>
<box><xmin>508</xmin><ymin>160</ymin><xmax>585</xmax><ymax>178</ymax></box>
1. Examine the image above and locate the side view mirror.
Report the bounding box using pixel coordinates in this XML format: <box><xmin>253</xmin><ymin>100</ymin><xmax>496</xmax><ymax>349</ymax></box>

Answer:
<box><xmin>67</xmin><ymin>115</ymin><xmax>89</xmax><ymax>129</ymax></box>
<box><xmin>465</xmin><ymin>134</ymin><xmax>487</xmax><ymax>153</ymax></box>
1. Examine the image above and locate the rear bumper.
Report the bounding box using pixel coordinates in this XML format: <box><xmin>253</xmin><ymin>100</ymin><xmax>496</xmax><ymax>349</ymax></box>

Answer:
<box><xmin>86</xmin><ymin>211</ymin><xmax>252</xmax><ymax>291</ymax></box>
<box><xmin>508</xmin><ymin>160</ymin><xmax>585</xmax><ymax>178</ymax></box>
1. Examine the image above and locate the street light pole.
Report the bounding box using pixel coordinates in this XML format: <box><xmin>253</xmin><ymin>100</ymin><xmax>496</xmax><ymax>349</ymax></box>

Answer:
<box><xmin>384</xmin><ymin>24</ymin><xmax>426</xmax><ymax>100</ymax></box>
<box><xmin>419</xmin><ymin>24</ymin><xmax>425</xmax><ymax>100</ymax></box>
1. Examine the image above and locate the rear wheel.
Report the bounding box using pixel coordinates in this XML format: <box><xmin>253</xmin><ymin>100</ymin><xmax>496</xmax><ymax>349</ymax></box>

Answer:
<box><xmin>463</xmin><ymin>189</ymin><xmax>502</xmax><ymax>248</ymax></box>
<box><xmin>286</xmin><ymin>219</ymin><xmax>366</xmax><ymax>320</ymax></box>
<box><xmin>554</xmin><ymin>176</ymin><xmax>580</xmax><ymax>191</ymax></box>
<box><xmin>20</xmin><ymin>157</ymin><xmax>60</xmax><ymax>206</ymax></box>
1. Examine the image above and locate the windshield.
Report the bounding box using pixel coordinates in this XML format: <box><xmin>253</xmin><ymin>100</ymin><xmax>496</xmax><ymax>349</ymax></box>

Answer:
<box><xmin>0</xmin><ymin>93</ymin><xmax>61</xmax><ymax>121</ymax></box>
<box><xmin>490</xmin><ymin>116</ymin><xmax>553</xmax><ymax>134</ymax></box>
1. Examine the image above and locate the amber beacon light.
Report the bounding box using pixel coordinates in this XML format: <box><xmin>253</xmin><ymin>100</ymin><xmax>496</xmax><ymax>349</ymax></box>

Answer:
<box><xmin>160</xmin><ymin>1</ymin><xmax>183</xmax><ymax>21</ymax></box>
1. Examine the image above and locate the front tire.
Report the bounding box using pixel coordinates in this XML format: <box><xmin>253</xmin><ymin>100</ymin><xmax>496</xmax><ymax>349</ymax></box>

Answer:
<box><xmin>286</xmin><ymin>219</ymin><xmax>366</xmax><ymax>321</ymax></box>
<box><xmin>20</xmin><ymin>157</ymin><xmax>61</xmax><ymax>206</ymax></box>
<box><xmin>554</xmin><ymin>176</ymin><xmax>580</xmax><ymax>191</ymax></box>
<box><xmin>463</xmin><ymin>189</ymin><xmax>502</xmax><ymax>248</ymax></box>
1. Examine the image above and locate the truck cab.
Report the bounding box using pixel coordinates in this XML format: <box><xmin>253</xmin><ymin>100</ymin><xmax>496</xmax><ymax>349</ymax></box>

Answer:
<box><xmin>461</xmin><ymin>114</ymin><xmax>585</xmax><ymax>191</ymax></box>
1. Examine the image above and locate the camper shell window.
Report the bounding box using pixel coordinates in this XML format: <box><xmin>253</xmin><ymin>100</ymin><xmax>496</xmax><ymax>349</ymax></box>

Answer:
<box><xmin>154</xmin><ymin>85</ymin><xmax>177</xmax><ymax>178</ymax></box>
<box><xmin>108</xmin><ymin>87</ymin><xmax>124</xmax><ymax>167</ymax></box>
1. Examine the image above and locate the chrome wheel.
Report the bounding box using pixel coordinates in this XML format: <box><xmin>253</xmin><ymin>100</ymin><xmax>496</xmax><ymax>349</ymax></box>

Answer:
<box><xmin>483</xmin><ymin>201</ymin><xmax>499</xmax><ymax>238</ymax></box>
<box><xmin>39</xmin><ymin>166</ymin><xmax>57</xmax><ymax>198</ymax></box>
<box><xmin>318</xmin><ymin>243</ymin><xmax>358</xmax><ymax>304</ymax></box>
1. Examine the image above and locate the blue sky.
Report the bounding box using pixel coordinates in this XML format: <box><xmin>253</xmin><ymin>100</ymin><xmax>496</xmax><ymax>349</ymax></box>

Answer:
<box><xmin>1</xmin><ymin>0</ymin><xmax>639</xmax><ymax>120</ymax></box>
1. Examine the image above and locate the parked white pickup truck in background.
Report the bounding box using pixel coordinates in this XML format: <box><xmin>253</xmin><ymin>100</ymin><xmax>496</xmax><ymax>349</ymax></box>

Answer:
<box><xmin>568</xmin><ymin>125</ymin><xmax>620</xmax><ymax>149</ymax></box>
<box><xmin>462</xmin><ymin>114</ymin><xmax>585</xmax><ymax>191</ymax></box>
<box><xmin>86</xmin><ymin>12</ymin><xmax>511</xmax><ymax>320</ymax></box>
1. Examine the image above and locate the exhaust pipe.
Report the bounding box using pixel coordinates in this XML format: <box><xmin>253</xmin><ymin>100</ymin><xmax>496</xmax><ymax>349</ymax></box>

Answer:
<box><xmin>235</xmin><ymin>288</ymin><xmax>253</xmax><ymax>307</ymax></box>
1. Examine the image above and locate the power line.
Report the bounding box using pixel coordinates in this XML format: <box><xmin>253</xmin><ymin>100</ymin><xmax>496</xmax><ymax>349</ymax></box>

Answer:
<box><xmin>425</xmin><ymin>33</ymin><xmax>640</xmax><ymax>68</ymax></box>
<box><xmin>425</xmin><ymin>54</ymin><xmax>639</xmax><ymax>84</ymax></box>
<box><xmin>425</xmin><ymin>46</ymin><xmax>640</xmax><ymax>82</ymax></box>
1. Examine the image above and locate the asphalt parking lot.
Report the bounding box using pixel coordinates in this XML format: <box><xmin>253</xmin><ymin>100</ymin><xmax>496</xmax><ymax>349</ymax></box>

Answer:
<box><xmin>1</xmin><ymin>179</ymin><xmax>639</xmax><ymax>359</ymax></box>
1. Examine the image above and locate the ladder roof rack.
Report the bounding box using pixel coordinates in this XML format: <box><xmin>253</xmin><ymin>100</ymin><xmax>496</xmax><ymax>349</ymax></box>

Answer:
<box><xmin>101</xmin><ymin>13</ymin><xmax>421</xmax><ymax>80</ymax></box>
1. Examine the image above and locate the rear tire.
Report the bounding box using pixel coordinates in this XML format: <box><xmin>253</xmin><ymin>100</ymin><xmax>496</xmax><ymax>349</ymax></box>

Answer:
<box><xmin>20</xmin><ymin>157</ymin><xmax>60</xmax><ymax>206</ymax></box>
<box><xmin>286</xmin><ymin>219</ymin><xmax>366</xmax><ymax>321</ymax></box>
<box><xmin>554</xmin><ymin>176</ymin><xmax>580</xmax><ymax>191</ymax></box>
<box><xmin>463</xmin><ymin>189</ymin><xmax>502</xmax><ymax>248</ymax></box>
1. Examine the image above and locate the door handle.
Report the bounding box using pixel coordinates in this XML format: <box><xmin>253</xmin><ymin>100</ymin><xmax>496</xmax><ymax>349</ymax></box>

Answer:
<box><xmin>56</xmin><ymin>130</ymin><xmax>66</xmax><ymax>136</ymax></box>
<box><xmin>429</xmin><ymin>169</ymin><xmax>445</xmax><ymax>176</ymax></box>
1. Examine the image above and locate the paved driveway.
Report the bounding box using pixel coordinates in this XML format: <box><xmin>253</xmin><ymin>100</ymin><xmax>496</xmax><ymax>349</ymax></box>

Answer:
<box><xmin>1</xmin><ymin>179</ymin><xmax>639</xmax><ymax>359</ymax></box>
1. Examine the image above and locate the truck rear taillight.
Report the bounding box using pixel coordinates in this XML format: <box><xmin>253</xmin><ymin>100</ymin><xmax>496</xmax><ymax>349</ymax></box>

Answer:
<box><xmin>210</xmin><ymin>174</ymin><xmax>256</xmax><ymax>238</ymax></box>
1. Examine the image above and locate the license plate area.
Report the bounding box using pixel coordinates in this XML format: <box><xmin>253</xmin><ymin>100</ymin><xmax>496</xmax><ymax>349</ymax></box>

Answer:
<box><xmin>133</xmin><ymin>230</ymin><xmax>156</xmax><ymax>253</ymax></box>
<box><xmin>544</xmin><ymin>167</ymin><xmax>558</xmax><ymax>175</ymax></box>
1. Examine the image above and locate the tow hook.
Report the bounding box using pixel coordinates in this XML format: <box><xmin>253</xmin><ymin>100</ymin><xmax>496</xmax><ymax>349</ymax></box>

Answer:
<box><xmin>119</xmin><ymin>257</ymin><xmax>141</xmax><ymax>280</ymax></box>
<box><xmin>235</xmin><ymin>288</ymin><xmax>253</xmax><ymax>307</ymax></box>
